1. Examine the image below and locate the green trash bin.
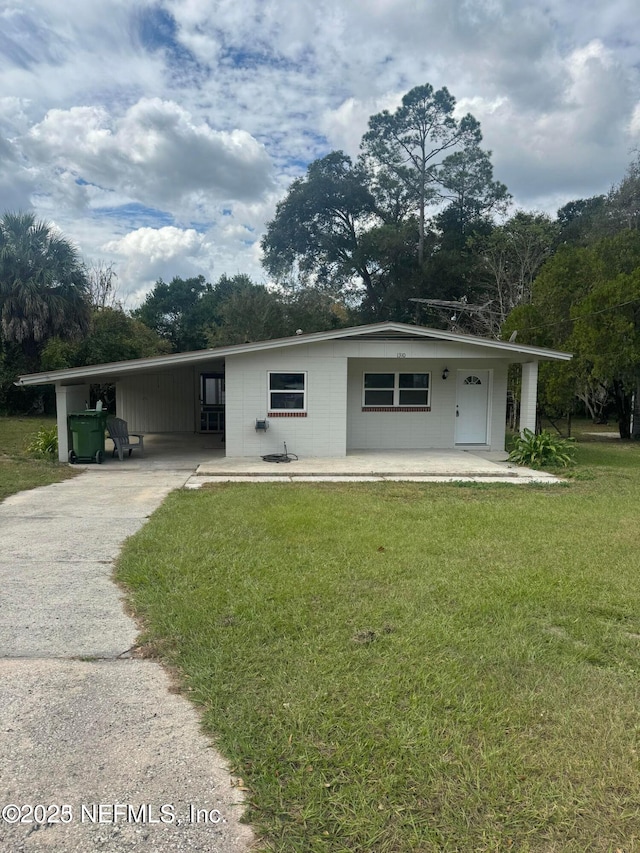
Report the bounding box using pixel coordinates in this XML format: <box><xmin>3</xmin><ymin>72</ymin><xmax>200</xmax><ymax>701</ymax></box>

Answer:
<box><xmin>68</xmin><ymin>410</ymin><xmax>108</xmax><ymax>464</ymax></box>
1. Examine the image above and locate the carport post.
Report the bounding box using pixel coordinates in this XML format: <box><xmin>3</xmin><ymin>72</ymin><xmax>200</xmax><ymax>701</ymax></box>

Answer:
<box><xmin>56</xmin><ymin>384</ymin><xmax>90</xmax><ymax>462</ymax></box>
<box><xmin>520</xmin><ymin>361</ymin><xmax>538</xmax><ymax>434</ymax></box>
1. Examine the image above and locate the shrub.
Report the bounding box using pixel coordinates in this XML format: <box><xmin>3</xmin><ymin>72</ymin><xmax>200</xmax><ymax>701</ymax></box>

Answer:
<box><xmin>508</xmin><ymin>428</ymin><xmax>576</xmax><ymax>468</ymax></box>
<box><xmin>26</xmin><ymin>425</ymin><xmax>58</xmax><ymax>460</ymax></box>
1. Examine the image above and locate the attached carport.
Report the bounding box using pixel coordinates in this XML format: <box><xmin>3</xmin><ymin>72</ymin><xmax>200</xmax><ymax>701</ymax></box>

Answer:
<box><xmin>16</xmin><ymin>350</ymin><xmax>228</xmax><ymax>463</ymax></box>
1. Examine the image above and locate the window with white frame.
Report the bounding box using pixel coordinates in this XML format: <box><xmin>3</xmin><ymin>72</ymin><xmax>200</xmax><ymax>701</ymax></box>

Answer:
<box><xmin>268</xmin><ymin>372</ymin><xmax>306</xmax><ymax>411</ymax></box>
<box><xmin>363</xmin><ymin>372</ymin><xmax>430</xmax><ymax>408</ymax></box>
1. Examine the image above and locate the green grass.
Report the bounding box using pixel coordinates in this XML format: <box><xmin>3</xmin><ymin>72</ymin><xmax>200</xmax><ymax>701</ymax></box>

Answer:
<box><xmin>115</xmin><ymin>441</ymin><xmax>640</xmax><ymax>852</ymax></box>
<box><xmin>0</xmin><ymin>415</ymin><xmax>76</xmax><ymax>501</ymax></box>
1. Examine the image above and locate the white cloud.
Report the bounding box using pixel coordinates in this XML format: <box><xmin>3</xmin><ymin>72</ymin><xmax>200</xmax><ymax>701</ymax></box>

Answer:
<box><xmin>24</xmin><ymin>98</ymin><xmax>274</xmax><ymax>218</ymax></box>
<box><xmin>104</xmin><ymin>225</ymin><xmax>207</xmax><ymax>262</ymax></box>
<box><xmin>464</xmin><ymin>37</ymin><xmax>640</xmax><ymax>209</ymax></box>
<box><xmin>1</xmin><ymin>0</ymin><xmax>640</xmax><ymax>300</ymax></box>
<box><xmin>630</xmin><ymin>104</ymin><xmax>640</xmax><ymax>138</ymax></box>
<box><xmin>0</xmin><ymin>134</ymin><xmax>41</xmax><ymax>214</ymax></box>
<box><xmin>103</xmin><ymin>226</ymin><xmax>214</xmax><ymax>297</ymax></box>
<box><xmin>320</xmin><ymin>93</ymin><xmax>402</xmax><ymax>159</ymax></box>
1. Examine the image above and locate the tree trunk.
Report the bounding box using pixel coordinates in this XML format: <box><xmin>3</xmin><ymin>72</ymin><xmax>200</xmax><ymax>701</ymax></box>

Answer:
<box><xmin>632</xmin><ymin>376</ymin><xmax>640</xmax><ymax>440</ymax></box>
<box><xmin>358</xmin><ymin>266</ymin><xmax>381</xmax><ymax>311</ymax></box>
<box><xmin>612</xmin><ymin>380</ymin><xmax>632</xmax><ymax>439</ymax></box>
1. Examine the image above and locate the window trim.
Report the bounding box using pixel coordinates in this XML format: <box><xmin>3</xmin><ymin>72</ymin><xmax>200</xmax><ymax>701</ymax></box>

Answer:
<box><xmin>268</xmin><ymin>371</ymin><xmax>307</xmax><ymax>414</ymax></box>
<box><xmin>362</xmin><ymin>371</ymin><xmax>431</xmax><ymax>409</ymax></box>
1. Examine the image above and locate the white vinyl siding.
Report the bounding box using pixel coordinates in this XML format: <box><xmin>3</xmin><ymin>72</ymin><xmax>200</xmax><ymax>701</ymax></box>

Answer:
<box><xmin>117</xmin><ymin>368</ymin><xmax>196</xmax><ymax>432</ymax></box>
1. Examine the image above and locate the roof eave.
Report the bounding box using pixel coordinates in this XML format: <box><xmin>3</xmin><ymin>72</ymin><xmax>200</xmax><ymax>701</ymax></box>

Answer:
<box><xmin>15</xmin><ymin>321</ymin><xmax>572</xmax><ymax>386</ymax></box>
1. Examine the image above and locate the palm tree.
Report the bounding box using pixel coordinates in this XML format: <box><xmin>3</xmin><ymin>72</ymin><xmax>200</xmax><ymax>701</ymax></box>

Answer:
<box><xmin>0</xmin><ymin>212</ymin><xmax>90</xmax><ymax>361</ymax></box>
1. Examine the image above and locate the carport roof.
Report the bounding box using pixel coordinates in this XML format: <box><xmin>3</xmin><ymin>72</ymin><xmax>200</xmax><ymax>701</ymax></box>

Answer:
<box><xmin>16</xmin><ymin>321</ymin><xmax>572</xmax><ymax>386</ymax></box>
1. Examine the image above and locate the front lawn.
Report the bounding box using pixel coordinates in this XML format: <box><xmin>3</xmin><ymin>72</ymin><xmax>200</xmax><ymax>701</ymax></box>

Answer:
<box><xmin>0</xmin><ymin>416</ymin><xmax>76</xmax><ymax>502</ymax></box>
<box><xmin>116</xmin><ymin>442</ymin><xmax>640</xmax><ymax>852</ymax></box>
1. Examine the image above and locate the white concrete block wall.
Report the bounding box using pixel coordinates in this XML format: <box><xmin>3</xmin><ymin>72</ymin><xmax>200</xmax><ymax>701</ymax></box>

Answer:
<box><xmin>347</xmin><ymin>358</ymin><xmax>450</xmax><ymax>450</ymax></box>
<box><xmin>225</xmin><ymin>351</ymin><xmax>348</xmax><ymax>458</ymax></box>
<box><xmin>347</xmin><ymin>359</ymin><xmax>508</xmax><ymax>452</ymax></box>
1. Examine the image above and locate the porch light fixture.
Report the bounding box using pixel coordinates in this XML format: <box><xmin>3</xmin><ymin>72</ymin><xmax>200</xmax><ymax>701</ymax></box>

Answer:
<box><xmin>442</xmin><ymin>367</ymin><xmax>449</xmax><ymax>380</ymax></box>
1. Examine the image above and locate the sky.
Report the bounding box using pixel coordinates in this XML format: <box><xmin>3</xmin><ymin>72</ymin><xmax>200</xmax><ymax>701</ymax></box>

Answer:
<box><xmin>1</xmin><ymin>0</ymin><xmax>639</xmax><ymax>306</ymax></box>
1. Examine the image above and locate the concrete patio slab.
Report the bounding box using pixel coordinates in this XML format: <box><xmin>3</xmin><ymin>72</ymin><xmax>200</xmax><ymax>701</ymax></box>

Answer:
<box><xmin>195</xmin><ymin>448</ymin><xmax>513</xmax><ymax>477</ymax></box>
<box><xmin>190</xmin><ymin>448</ymin><xmax>562</xmax><ymax>485</ymax></box>
<box><xmin>66</xmin><ymin>434</ymin><xmax>563</xmax><ymax>484</ymax></box>
<box><xmin>187</xmin><ymin>472</ymin><xmax>560</xmax><ymax>487</ymax></box>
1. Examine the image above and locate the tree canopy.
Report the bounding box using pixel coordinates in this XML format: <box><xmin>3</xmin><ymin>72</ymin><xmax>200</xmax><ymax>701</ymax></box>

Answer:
<box><xmin>41</xmin><ymin>308</ymin><xmax>169</xmax><ymax>372</ymax></box>
<box><xmin>504</xmin><ymin>230</ymin><xmax>640</xmax><ymax>437</ymax></box>
<box><xmin>261</xmin><ymin>152</ymin><xmax>376</xmax><ymax>300</ymax></box>
<box><xmin>132</xmin><ymin>272</ymin><xmax>349</xmax><ymax>351</ymax></box>
<box><xmin>0</xmin><ymin>212</ymin><xmax>92</xmax><ymax>412</ymax></box>
<box><xmin>132</xmin><ymin>275</ymin><xmax>215</xmax><ymax>351</ymax></box>
<box><xmin>361</xmin><ymin>83</ymin><xmax>507</xmax><ymax>264</ymax></box>
<box><xmin>261</xmin><ymin>83</ymin><xmax>509</xmax><ymax>319</ymax></box>
<box><xmin>0</xmin><ymin>212</ymin><xmax>90</xmax><ymax>359</ymax></box>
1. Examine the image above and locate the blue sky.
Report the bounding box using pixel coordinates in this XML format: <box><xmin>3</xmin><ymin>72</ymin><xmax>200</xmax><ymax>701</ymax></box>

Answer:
<box><xmin>1</xmin><ymin>0</ymin><xmax>639</xmax><ymax>305</ymax></box>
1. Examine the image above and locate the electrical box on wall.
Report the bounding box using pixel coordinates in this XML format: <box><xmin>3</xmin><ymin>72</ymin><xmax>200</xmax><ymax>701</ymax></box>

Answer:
<box><xmin>255</xmin><ymin>418</ymin><xmax>269</xmax><ymax>431</ymax></box>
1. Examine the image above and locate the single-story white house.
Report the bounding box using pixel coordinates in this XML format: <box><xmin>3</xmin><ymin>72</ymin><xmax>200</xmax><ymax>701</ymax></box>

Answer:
<box><xmin>16</xmin><ymin>321</ymin><xmax>571</xmax><ymax>463</ymax></box>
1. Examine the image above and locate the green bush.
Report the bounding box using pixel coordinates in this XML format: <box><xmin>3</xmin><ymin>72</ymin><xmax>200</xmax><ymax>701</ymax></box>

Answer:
<box><xmin>26</xmin><ymin>425</ymin><xmax>58</xmax><ymax>460</ymax></box>
<box><xmin>508</xmin><ymin>428</ymin><xmax>576</xmax><ymax>468</ymax></box>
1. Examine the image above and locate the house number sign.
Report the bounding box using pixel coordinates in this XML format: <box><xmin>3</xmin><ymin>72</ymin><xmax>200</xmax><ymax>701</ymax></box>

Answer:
<box><xmin>396</xmin><ymin>352</ymin><xmax>406</xmax><ymax>358</ymax></box>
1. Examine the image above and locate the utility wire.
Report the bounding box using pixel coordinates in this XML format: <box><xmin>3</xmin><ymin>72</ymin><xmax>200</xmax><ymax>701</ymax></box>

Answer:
<box><xmin>414</xmin><ymin>296</ymin><xmax>640</xmax><ymax>333</ymax></box>
<box><xmin>513</xmin><ymin>297</ymin><xmax>640</xmax><ymax>333</ymax></box>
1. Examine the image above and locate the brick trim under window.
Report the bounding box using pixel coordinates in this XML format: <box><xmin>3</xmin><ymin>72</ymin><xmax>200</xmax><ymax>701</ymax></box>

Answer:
<box><xmin>362</xmin><ymin>406</ymin><xmax>431</xmax><ymax>412</ymax></box>
<box><xmin>268</xmin><ymin>371</ymin><xmax>307</xmax><ymax>414</ymax></box>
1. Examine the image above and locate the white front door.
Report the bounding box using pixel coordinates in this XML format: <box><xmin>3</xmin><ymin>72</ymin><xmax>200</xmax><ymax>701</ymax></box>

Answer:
<box><xmin>455</xmin><ymin>370</ymin><xmax>490</xmax><ymax>444</ymax></box>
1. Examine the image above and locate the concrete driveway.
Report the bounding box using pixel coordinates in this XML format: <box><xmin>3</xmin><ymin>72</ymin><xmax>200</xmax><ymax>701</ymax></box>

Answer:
<box><xmin>0</xmin><ymin>469</ymin><xmax>255</xmax><ymax>853</ymax></box>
